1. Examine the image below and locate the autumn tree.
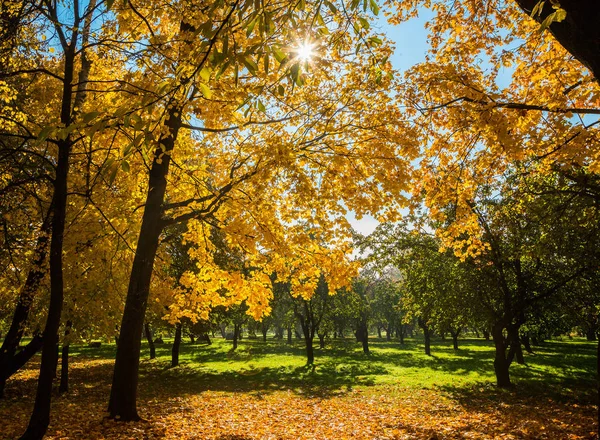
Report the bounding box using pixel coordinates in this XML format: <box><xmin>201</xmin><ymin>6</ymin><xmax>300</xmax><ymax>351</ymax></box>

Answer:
<box><xmin>289</xmin><ymin>275</ymin><xmax>331</xmax><ymax>365</ymax></box>
<box><xmin>385</xmin><ymin>0</ymin><xmax>600</xmax><ymax>258</ymax></box>
<box><xmin>0</xmin><ymin>0</ymin><xmax>132</xmax><ymax>436</ymax></box>
<box><xmin>104</xmin><ymin>0</ymin><xmax>413</xmax><ymax>420</ymax></box>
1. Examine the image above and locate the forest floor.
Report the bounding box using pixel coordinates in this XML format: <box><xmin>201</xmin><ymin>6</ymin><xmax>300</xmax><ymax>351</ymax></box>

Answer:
<box><xmin>0</xmin><ymin>337</ymin><xmax>596</xmax><ymax>439</ymax></box>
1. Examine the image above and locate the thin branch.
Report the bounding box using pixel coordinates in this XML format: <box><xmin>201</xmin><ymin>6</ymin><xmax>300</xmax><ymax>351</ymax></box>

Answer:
<box><xmin>181</xmin><ymin>116</ymin><xmax>292</xmax><ymax>133</ymax></box>
<box><xmin>424</xmin><ymin>96</ymin><xmax>600</xmax><ymax>115</ymax></box>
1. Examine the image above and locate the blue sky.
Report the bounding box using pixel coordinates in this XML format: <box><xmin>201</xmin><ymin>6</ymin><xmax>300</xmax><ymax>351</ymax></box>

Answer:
<box><xmin>381</xmin><ymin>9</ymin><xmax>434</xmax><ymax>73</ymax></box>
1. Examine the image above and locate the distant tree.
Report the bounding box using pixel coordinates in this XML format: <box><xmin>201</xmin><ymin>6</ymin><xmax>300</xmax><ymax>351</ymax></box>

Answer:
<box><xmin>287</xmin><ymin>275</ymin><xmax>330</xmax><ymax>365</ymax></box>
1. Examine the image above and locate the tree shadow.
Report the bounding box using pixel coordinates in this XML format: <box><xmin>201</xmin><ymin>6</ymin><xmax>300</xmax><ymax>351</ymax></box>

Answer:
<box><xmin>137</xmin><ymin>357</ymin><xmax>390</xmax><ymax>400</ymax></box>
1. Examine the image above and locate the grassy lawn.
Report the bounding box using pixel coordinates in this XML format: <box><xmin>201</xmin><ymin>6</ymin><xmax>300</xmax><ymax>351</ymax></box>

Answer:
<box><xmin>1</xmin><ymin>336</ymin><xmax>597</xmax><ymax>439</ymax></box>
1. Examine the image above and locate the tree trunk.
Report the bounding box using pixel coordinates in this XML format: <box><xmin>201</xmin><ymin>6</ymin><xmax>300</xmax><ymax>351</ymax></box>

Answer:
<box><xmin>361</xmin><ymin>335</ymin><xmax>370</xmax><ymax>354</ymax></box>
<box><xmin>483</xmin><ymin>329</ymin><xmax>490</xmax><ymax>341</ymax></box>
<box><xmin>377</xmin><ymin>326</ymin><xmax>382</xmax><ymax>339</ymax></box>
<box><xmin>423</xmin><ymin>328</ymin><xmax>431</xmax><ymax>356</ymax></box>
<box><xmin>356</xmin><ymin>320</ymin><xmax>370</xmax><ymax>354</ymax></box>
<box><xmin>171</xmin><ymin>323</ymin><xmax>182</xmax><ymax>368</ymax></box>
<box><xmin>19</xmin><ymin>33</ymin><xmax>78</xmax><ymax>434</ymax></box>
<box><xmin>588</xmin><ymin>327</ymin><xmax>598</xmax><ymax>341</ymax></box>
<box><xmin>506</xmin><ymin>325</ymin><xmax>525</xmax><ymax>365</ymax></box>
<box><xmin>59</xmin><ymin>321</ymin><xmax>71</xmax><ymax>395</ymax></box>
<box><xmin>0</xmin><ymin>206</ymin><xmax>51</xmax><ymax>398</ymax></box>
<box><xmin>386</xmin><ymin>323</ymin><xmax>392</xmax><ymax>341</ymax></box>
<box><xmin>232</xmin><ymin>324</ymin><xmax>240</xmax><ymax>351</ymax></box>
<box><xmin>0</xmin><ymin>335</ymin><xmax>43</xmax><ymax>398</ymax></box>
<box><xmin>597</xmin><ymin>336</ymin><xmax>599</xmax><ymax>439</ymax></box>
<box><xmin>303</xmin><ymin>328</ymin><xmax>314</xmax><ymax>365</ymax></box>
<box><xmin>189</xmin><ymin>333</ymin><xmax>195</xmax><ymax>344</ymax></box>
<box><xmin>318</xmin><ymin>333</ymin><xmax>325</xmax><ymax>349</ymax></box>
<box><xmin>287</xmin><ymin>326</ymin><xmax>292</xmax><ymax>344</ymax></box>
<box><xmin>514</xmin><ymin>0</ymin><xmax>600</xmax><ymax>84</ymax></box>
<box><xmin>514</xmin><ymin>342</ymin><xmax>525</xmax><ymax>364</ymax></box>
<box><xmin>144</xmin><ymin>323</ymin><xmax>155</xmax><ymax>360</ymax></box>
<box><xmin>450</xmin><ymin>328</ymin><xmax>460</xmax><ymax>350</ymax></box>
<box><xmin>492</xmin><ymin>323</ymin><xmax>511</xmax><ymax>388</ymax></box>
<box><xmin>108</xmin><ymin>102</ymin><xmax>183</xmax><ymax>421</ymax></box>
<box><xmin>305</xmin><ymin>337</ymin><xmax>314</xmax><ymax>364</ymax></box>
<box><xmin>261</xmin><ymin>325</ymin><xmax>268</xmax><ymax>342</ymax></box>
<box><xmin>20</xmin><ymin>140</ymin><xmax>70</xmax><ymax>440</ymax></box>
<box><xmin>399</xmin><ymin>324</ymin><xmax>405</xmax><ymax>345</ymax></box>
<box><xmin>522</xmin><ymin>333</ymin><xmax>534</xmax><ymax>354</ymax></box>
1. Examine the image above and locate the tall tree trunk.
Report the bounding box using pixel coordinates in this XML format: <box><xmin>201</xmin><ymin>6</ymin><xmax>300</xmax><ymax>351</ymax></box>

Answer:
<box><xmin>20</xmin><ymin>135</ymin><xmax>70</xmax><ymax>440</ymax></box>
<box><xmin>18</xmin><ymin>13</ymin><xmax>86</xmax><ymax>430</ymax></box>
<box><xmin>144</xmin><ymin>323</ymin><xmax>155</xmax><ymax>360</ymax></box>
<box><xmin>171</xmin><ymin>323</ymin><xmax>182</xmax><ymax>368</ymax></box>
<box><xmin>492</xmin><ymin>323</ymin><xmax>511</xmax><ymax>388</ymax></box>
<box><xmin>399</xmin><ymin>324</ymin><xmax>405</xmax><ymax>345</ymax></box>
<box><xmin>386</xmin><ymin>323</ymin><xmax>392</xmax><ymax>341</ymax></box>
<box><xmin>418</xmin><ymin>318</ymin><xmax>431</xmax><ymax>356</ymax></box>
<box><xmin>59</xmin><ymin>321</ymin><xmax>71</xmax><ymax>395</ymax></box>
<box><xmin>287</xmin><ymin>326</ymin><xmax>292</xmax><ymax>344</ymax></box>
<box><xmin>108</xmin><ymin>103</ymin><xmax>183</xmax><ymax>421</ymax></box>
<box><xmin>0</xmin><ymin>206</ymin><xmax>52</xmax><ymax>397</ymax></box>
<box><xmin>377</xmin><ymin>326</ymin><xmax>382</xmax><ymax>339</ymax></box>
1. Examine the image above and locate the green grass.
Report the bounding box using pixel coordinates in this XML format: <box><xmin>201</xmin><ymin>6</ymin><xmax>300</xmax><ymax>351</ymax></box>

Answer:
<box><xmin>2</xmin><ymin>335</ymin><xmax>594</xmax><ymax>439</ymax></box>
<box><xmin>69</xmin><ymin>335</ymin><xmax>597</xmax><ymax>402</ymax></box>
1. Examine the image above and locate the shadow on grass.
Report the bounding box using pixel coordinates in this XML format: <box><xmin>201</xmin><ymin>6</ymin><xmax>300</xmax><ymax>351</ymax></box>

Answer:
<box><xmin>139</xmin><ymin>358</ymin><xmax>389</xmax><ymax>400</ymax></box>
<box><xmin>10</xmin><ymin>336</ymin><xmax>595</xmax><ymax>408</ymax></box>
<box><xmin>433</xmin><ymin>339</ymin><xmax>597</xmax><ymax>415</ymax></box>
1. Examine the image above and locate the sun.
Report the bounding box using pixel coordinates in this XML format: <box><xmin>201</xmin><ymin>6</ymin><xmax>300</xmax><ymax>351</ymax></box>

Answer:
<box><xmin>296</xmin><ymin>42</ymin><xmax>315</xmax><ymax>62</ymax></box>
